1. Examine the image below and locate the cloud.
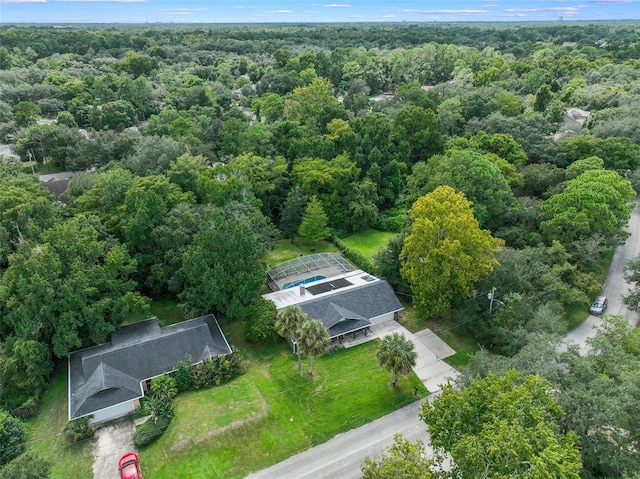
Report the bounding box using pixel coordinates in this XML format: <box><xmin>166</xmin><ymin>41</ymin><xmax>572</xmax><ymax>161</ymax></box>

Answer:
<box><xmin>323</xmin><ymin>3</ymin><xmax>351</xmax><ymax>7</ymax></box>
<box><xmin>1</xmin><ymin>0</ymin><xmax>47</xmax><ymax>3</ymax></box>
<box><xmin>275</xmin><ymin>9</ymin><xmax>292</xmax><ymax>13</ymax></box>
<box><xmin>53</xmin><ymin>0</ymin><xmax>145</xmax><ymax>2</ymax></box>
<box><xmin>504</xmin><ymin>6</ymin><xmax>580</xmax><ymax>13</ymax></box>
<box><xmin>403</xmin><ymin>9</ymin><xmax>488</xmax><ymax>14</ymax></box>
<box><xmin>589</xmin><ymin>0</ymin><xmax>634</xmax><ymax>3</ymax></box>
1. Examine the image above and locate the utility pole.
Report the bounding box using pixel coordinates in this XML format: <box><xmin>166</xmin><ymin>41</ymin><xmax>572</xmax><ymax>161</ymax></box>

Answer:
<box><xmin>488</xmin><ymin>287</ymin><xmax>496</xmax><ymax>313</ymax></box>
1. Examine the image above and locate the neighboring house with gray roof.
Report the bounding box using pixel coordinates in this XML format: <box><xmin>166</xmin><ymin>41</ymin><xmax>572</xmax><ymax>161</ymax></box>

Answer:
<box><xmin>68</xmin><ymin>314</ymin><xmax>231</xmax><ymax>424</ymax></box>
<box><xmin>263</xmin><ymin>255</ymin><xmax>403</xmax><ymax>352</ymax></box>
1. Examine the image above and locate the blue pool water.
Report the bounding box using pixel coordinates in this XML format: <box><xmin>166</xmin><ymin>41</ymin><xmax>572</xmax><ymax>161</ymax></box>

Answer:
<box><xmin>283</xmin><ymin>275</ymin><xmax>326</xmax><ymax>289</ymax></box>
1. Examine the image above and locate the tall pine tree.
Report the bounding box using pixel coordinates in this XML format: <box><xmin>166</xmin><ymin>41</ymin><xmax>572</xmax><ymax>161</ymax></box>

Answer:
<box><xmin>280</xmin><ymin>186</ymin><xmax>307</xmax><ymax>243</ymax></box>
<box><xmin>298</xmin><ymin>195</ymin><xmax>329</xmax><ymax>246</ymax></box>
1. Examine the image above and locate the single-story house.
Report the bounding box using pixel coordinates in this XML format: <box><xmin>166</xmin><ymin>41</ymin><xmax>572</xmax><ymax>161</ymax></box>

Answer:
<box><xmin>68</xmin><ymin>314</ymin><xmax>231</xmax><ymax>424</ymax></box>
<box><xmin>263</xmin><ymin>254</ymin><xmax>404</xmax><ymax>352</ymax></box>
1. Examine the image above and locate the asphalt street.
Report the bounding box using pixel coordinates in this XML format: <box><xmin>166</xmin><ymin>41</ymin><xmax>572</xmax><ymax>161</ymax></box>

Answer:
<box><xmin>565</xmin><ymin>199</ymin><xmax>640</xmax><ymax>352</ymax></box>
<box><xmin>244</xmin><ymin>396</ymin><xmax>434</xmax><ymax>479</ymax></box>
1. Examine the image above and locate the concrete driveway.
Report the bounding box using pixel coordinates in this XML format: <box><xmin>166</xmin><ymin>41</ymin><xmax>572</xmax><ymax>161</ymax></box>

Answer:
<box><xmin>92</xmin><ymin>416</ymin><xmax>136</xmax><ymax>479</ymax></box>
<box><xmin>369</xmin><ymin>321</ymin><xmax>459</xmax><ymax>393</ymax></box>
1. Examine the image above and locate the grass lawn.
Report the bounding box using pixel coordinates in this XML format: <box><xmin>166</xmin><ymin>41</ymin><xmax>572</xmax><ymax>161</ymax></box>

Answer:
<box><xmin>23</xmin><ymin>365</ymin><xmax>93</xmax><ymax>479</ymax></box>
<box><xmin>341</xmin><ymin>229</ymin><xmax>397</xmax><ymax>262</ymax></box>
<box><xmin>124</xmin><ymin>298</ymin><xmax>184</xmax><ymax>326</ymax></box>
<box><xmin>139</xmin><ymin>341</ymin><xmax>426</xmax><ymax>479</ymax></box>
<box><xmin>264</xmin><ymin>238</ymin><xmax>338</xmax><ymax>267</ymax></box>
<box><xmin>566</xmin><ymin>303</ymin><xmax>589</xmax><ymax>331</ymax></box>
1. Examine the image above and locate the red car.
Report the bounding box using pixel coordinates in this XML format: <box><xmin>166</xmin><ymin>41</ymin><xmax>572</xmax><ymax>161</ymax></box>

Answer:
<box><xmin>118</xmin><ymin>452</ymin><xmax>142</xmax><ymax>479</ymax></box>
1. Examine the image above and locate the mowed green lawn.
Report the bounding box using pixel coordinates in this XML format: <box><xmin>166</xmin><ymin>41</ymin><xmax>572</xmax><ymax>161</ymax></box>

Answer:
<box><xmin>23</xmin><ymin>367</ymin><xmax>94</xmax><ymax>479</ymax></box>
<box><xmin>139</xmin><ymin>341</ymin><xmax>426</xmax><ymax>479</ymax></box>
<box><xmin>264</xmin><ymin>238</ymin><xmax>338</xmax><ymax>267</ymax></box>
<box><xmin>341</xmin><ymin>229</ymin><xmax>397</xmax><ymax>261</ymax></box>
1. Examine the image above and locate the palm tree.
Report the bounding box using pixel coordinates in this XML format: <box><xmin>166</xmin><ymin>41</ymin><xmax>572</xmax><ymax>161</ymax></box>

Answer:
<box><xmin>296</xmin><ymin>319</ymin><xmax>330</xmax><ymax>376</ymax></box>
<box><xmin>376</xmin><ymin>333</ymin><xmax>417</xmax><ymax>387</ymax></box>
<box><xmin>275</xmin><ymin>305</ymin><xmax>307</xmax><ymax>370</ymax></box>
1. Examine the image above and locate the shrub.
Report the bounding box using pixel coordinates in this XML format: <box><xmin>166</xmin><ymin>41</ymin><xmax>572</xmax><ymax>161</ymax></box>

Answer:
<box><xmin>173</xmin><ymin>355</ymin><xmax>194</xmax><ymax>392</ymax></box>
<box><xmin>0</xmin><ymin>410</ymin><xmax>25</xmax><ymax>466</ymax></box>
<box><xmin>331</xmin><ymin>235</ymin><xmax>374</xmax><ymax>271</ymax></box>
<box><xmin>133</xmin><ymin>415</ymin><xmax>171</xmax><ymax>449</ymax></box>
<box><xmin>63</xmin><ymin>416</ymin><xmax>95</xmax><ymax>443</ymax></box>
<box><xmin>378</xmin><ymin>208</ymin><xmax>409</xmax><ymax>232</ymax></box>
<box><xmin>150</xmin><ymin>375</ymin><xmax>177</xmax><ymax>401</ymax></box>
<box><xmin>244</xmin><ymin>298</ymin><xmax>280</xmax><ymax>344</ymax></box>
<box><xmin>0</xmin><ymin>452</ymin><xmax>51</xmax><ymax>479</ymax></box>
<box><xmin>145</xmin><ymin>394</ymin><xmax>174</xmax><ymax>422</ymax></box>
<box><xmin>192</xmin><ymin>352</ymin><xmax>245</xmax><ymax>390</ymax></box>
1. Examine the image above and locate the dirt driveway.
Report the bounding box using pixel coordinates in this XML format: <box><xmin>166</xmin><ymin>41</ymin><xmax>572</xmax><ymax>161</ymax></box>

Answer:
<box><xmin>92</xmin><ymin>416</ymin><xmax>136</xmax><ymax>479</ymax></box>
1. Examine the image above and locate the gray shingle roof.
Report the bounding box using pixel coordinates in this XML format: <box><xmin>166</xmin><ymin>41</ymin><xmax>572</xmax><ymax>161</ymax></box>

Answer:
<box><xmin>298</xmin><ymin>280</ymin><xmax>403</xmax><ymax>338</ymax></box>
<box><xmin>69</xmin><ymin>314</ymin><xmax>231</xmax><ymax>420</ymax></box>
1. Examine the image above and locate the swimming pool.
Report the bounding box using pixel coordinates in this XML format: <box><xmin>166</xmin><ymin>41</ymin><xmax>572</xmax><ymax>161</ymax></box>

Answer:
<box><xmin>282</xmin><ymin>275</ymin><xmax>326</xmax><ymax>290</ymax></box>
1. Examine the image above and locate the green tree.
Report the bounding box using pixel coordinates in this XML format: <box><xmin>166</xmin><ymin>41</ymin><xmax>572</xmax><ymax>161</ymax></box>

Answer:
<box><xmin>13</xmin><ymin>101</ymin><xmax>41</xmax><ymax>127</ymax></box>
<box><xmin>279</xmin><ymin>186</ymin><xmax>307</xmax><ymax>242</ymax></box>
<box><xmin>376</xmin><ymin>333</ymin><xmax>417</xmax><ymax>387</ymax></box>
<box><xmin>393</xmin><ymin>106</ymin><xmax>442</xmax><ymax>164</ymax></box>
<box><xmin>541</xmin><ymin>169</ymin><xmax>634</xmax><ymax>244</ymax></box>
<box><xmin>493</xmin><ymin>90</ymin><xmax>523</xmax><ymax>117</ymax></box>
<box><xmin>407</xmin><ymin>149</ymin><xmax>513</xmax><ymax>230</ymax></box>
<box><xmin>298</xmin><ymin>195</ymin><xmax>329</xmax><ymax>246</ymax></box>
<box><xmin>275</xmin><ymin>306</ymin><xmax>307</xmax><ymax>371</ymax></box>
<box><xmin>464</xmin><ymin>316</ymin><xmax>640</xmax><ymax>478</ymax></box>
<box><xmin>166</xmin><ymin>153</ymin><xmax>209</xmax><ymax>195</ymax></box>
<box><xmin>623</xmin><ymin>255</ymin><xmax>640</xmax><ymax>311</ymax></box>
<box><xmin>420</xmin><ymin>370</ymin><xmax>582</xmax><ymax>478</ymax></box>
<box><xmin>284</xmin><ymin>77</ymin><xmax>346</xmax><ymax>132</ymax></box>
<box><xmin>401</xmin><ymin>186</ymin><xmax>503</xmax><ymax>318</ymax></box>
<box><xmin>0</xmin><ymin>177</ymin><xmax>61</xmax><ymax>267</ymax></box>
<box><xmin>73</xmin><ymin>166</ymin><xmax>135</xmax><ymax>236</ymax></box>
<box><xmin>0</xmin><ymin>215</ymin><xmax>149</xmax><ymax>357</ymax></box>
<box><xmin>114</xmin><ymin>50</ymin><xmax>158</xmax><ymax>78</ymax></box>
<box><xmin>346</xmin><ymin>180</ymin><xmax>380</xmax><ymax>232</ymax></box>
<box><xmin>123</xmin><ymin>135</ymin><xmax>187</xmax><ymax>177</ymax></box>
<box><xmin>564</xmin><ymin>155</ymin><xmax>604</xmax><ymax>180</ymax></box>
<box><xmin>244</xmin><ymin>297</ymin><xmax>279</xmax><ymax>344</ymax></box>
<box><xmin>0</xmin><ymin>338</ymin><xmax>53</xmax><ymax>409</ymax></box>
<box><xmin>296</xmin><ymin>319</ymin><xmax>329</xmax><ymax>376</ymax></box>
<box><xmin>534</xmin><ymin>83</ymin><xmax>553</xmax><ymax>112</ymax></box>
<box><xmin>14</xmin><ymin>123</ymin><xmax>84</xmax><ymax>169</ymax></box>
<box><xmin>0</xmin><ymin>452</ymin><xmax>51</xmax><ymax>479</ymax></box>
<box><xmin>361</xmin><ymin>434</ymin><xmax>434</xmax><ymax>479</ymax></box>
<box><xmin>556</xmin><ymin>136</ymin><xmax>640</xmax><ymax>171</ymax></box>
<box><xmin>176</xmin><ymin>213</ymin><xmax>265</xmax><ymax>319</ymax></box>
<box><xmin>0</xmin><ymin>411</ymin><xmax>25</xmax><ymax>466</ymax></box>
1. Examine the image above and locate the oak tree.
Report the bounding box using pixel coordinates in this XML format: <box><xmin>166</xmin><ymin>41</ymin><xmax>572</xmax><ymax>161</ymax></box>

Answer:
<box><xmin>401</xmin><ymin>186</ymin><xmax>503</xmax><ymax>317</ymax></box>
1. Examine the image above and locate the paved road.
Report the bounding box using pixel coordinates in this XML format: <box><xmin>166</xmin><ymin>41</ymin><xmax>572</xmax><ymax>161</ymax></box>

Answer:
<box><xmin>245</xmin><ymin>396</ymin><xmax>434</xmax><ymax>479</ymax></box>
<box><xmin>565</xmin><ymin>199</ymin><xmax>640</xmax><ymax>352</ymax></box>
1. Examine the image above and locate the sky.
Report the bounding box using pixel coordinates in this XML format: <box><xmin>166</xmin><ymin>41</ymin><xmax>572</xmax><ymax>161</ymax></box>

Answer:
<box><xmin>0</xmin><ymin>0</ymin><xmax>639</xmax><ymax>24</ymax></box>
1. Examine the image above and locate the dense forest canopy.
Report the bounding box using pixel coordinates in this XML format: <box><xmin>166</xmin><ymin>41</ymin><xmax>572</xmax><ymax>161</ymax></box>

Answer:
<box><xmin>1</xmin><ymin>21</ymin><xmax>640</xmax><ymax>477</ymax></box>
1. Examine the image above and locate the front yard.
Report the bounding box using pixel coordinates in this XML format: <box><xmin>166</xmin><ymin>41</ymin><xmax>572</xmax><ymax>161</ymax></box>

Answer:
<box><xmin>139</xmin><ymin>341</ymin><xmax>426</xmax><ymax>478</ymax></box>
